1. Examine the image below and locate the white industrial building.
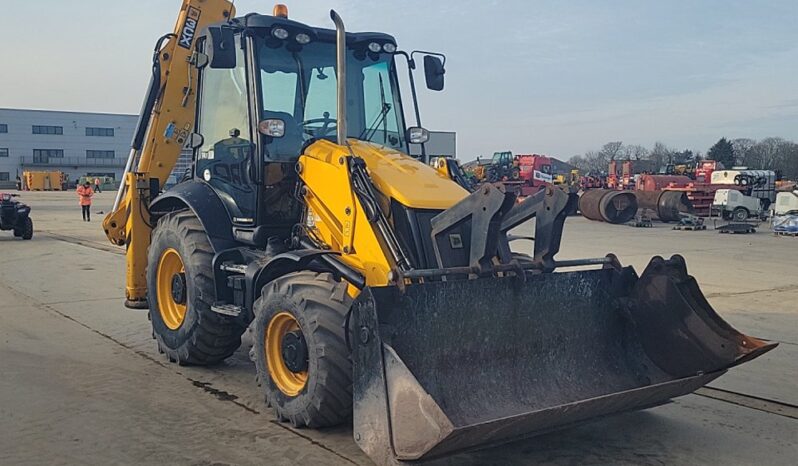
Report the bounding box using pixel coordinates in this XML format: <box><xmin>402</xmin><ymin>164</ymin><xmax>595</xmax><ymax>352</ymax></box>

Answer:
<box><xmin>0</xmin><ymin>108</ymin><xmax>137</xmax><ymax>188</ymax></box>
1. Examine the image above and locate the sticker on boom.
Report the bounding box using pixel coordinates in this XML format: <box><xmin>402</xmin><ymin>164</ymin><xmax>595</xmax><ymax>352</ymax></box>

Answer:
<box><xmin>178</xmin><ymin>7</ymin><xmax>202</xmax><ymax>49</ymax></box>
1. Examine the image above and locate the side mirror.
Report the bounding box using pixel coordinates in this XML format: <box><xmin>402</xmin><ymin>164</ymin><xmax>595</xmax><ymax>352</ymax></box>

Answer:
<box><xmin>407</xmin><ymin>127</ymin><xmax>430</xmax><ymax>144</ymax></box>
<box><xmin>423</xmin><ymin>55</ymin><xmax>445</xmax><ymax>91</ymax></box>
<box><xmin>207</xmin><ymin>26</ymin><xmax>236</xmax><ymax>69</ymax></box>
<box><xmin>259</xmin><ymin>119</ymin><xmax>286</xmax><ymax>138</ymax></box>
<box><xmin>186</xmin><ymin>132</ymin><xmax>204</xmax><ymax>149</ymax></box>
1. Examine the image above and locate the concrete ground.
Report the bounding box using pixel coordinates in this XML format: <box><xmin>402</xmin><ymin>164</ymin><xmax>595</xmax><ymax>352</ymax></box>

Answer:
<box><xmin>1</xmin><ymin>191</ymin><xmax>796</xmax><ymax>465</ymax></box>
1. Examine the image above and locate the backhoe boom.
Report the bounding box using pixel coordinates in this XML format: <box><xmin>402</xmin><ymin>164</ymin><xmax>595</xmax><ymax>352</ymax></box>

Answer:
<box><xmin>103</xmin><ymin>0</ymin><xmax>235</xmax><ymax>306</ymax></box>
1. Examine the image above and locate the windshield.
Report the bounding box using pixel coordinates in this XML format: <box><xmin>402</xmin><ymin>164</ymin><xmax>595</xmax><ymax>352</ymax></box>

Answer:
<box><xmin>492</xmin><ymin>152</ymin><xmax>511</xmax><ymax>164</ymax></box>
<box><xmin>257</xmin><ymin>40</ymin><xmax>407</xmax><ymax>161</ymax></box>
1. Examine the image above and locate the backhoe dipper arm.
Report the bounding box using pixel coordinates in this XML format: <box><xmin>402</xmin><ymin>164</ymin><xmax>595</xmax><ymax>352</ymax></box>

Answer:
<box><xmin>102</xmin><ymin>0</ymin><xmax>235</xmax><ymax>307</ymax></box>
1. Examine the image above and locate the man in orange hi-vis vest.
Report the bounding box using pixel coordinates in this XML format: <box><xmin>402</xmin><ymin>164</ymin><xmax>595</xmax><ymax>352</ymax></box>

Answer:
<box><xmin>76</xmin><ymin>181</ymin><xmax>94</xmax><ymax>222</ymax></box>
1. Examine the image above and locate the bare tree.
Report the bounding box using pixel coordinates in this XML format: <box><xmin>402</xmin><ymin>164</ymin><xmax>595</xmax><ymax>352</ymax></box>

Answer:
<box><xmin>623</xmin><ymin>144</ymin><xmax>648</xmax><ymax>160</ymax></box>
<box><xmin>599</xmin><ymin>141</ymin><xmax>624</xmax><ymax>161</ymax></box>
<box><xmin>646</xmin><ymin>142</ymin><xmax>673</xmax><ymax>171</ymax></box>
<box><xmin>729</xmin><ymin>137</ymin><xmax>798</xmax><ymax>179</ymax></box>
<box><xmin>783</xmin><ymin>141</ymin><xmax>798</xmax><ymax>180</ymax></box>
<box><xmin>571</xmin><ymin>137</ymin><xmax>798</xmax><ymax>180</ymax></box>
<box><xmin>567</xmin><ymin>155</ymin><xmax>586</xmax><ymax>169</ymax></box>
<box><xmin>731</xmin><ymin>138</ymin><xmax>756</xmax><ymax>165</ymax></box>
<box><xmin>568</xmin><ymin>151</ymin><xmax>608</xmax><ymax>174</ymax></box>
<box><xmin>672</xmin><ymin>149</ymin><xmax>698</xmax><ymax>165</ymax></box>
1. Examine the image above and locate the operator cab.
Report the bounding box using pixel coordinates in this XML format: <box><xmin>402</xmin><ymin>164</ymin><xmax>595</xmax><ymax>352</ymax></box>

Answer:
<box><xmin>190</xmin><ymin>7</ymin><xmax>444</xmax><ymax>246</ymax></box>
<box><xmin>492</xmin><ymin>151</ymin><xmax>514</xmax><ymax>167</ymax></box>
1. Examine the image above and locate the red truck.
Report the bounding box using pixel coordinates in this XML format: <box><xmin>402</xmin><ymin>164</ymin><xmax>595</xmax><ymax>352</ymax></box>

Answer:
<box><xmin>517</xmin><ymin>154</ymin><xmax>554</xmax><ymax>189</ymax></box>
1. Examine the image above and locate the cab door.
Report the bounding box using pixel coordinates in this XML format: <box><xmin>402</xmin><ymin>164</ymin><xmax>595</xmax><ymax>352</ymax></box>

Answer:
<box><xmin>195</xmin><ymin>36</ymin><xmax>259</xmax><ymax>225</ymax></box>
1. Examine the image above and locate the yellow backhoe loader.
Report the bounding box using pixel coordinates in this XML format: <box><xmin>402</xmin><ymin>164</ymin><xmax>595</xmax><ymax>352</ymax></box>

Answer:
<box><xmin>104</xmin><ymin>1</ymin><xmax>775</xmax><ymax>463</ymax></box>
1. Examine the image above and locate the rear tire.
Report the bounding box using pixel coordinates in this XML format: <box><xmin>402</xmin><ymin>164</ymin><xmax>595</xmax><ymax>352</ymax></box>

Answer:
<box><xmin>253</xmin><ymin>271</ymin><xmax>352</xmax><ymax>428</ymax></box>
<box><xmin>147</xmin><ymin>210</ymin><xmax>246</xmax><ymax>365</ymax></box>
<box><xmin>14</xmin><ymin>217</ymin><xmax>33</xmax><ymax>240</ymax></box>
<box><xmin>22</xmin><ymin>217</ymin><xmax>33</xmax><ymax>240</ymax></box>
<box><xmin>732</xmin><ymin>207</ymin><xmax>749</xmax><ymax>222</ymax></box>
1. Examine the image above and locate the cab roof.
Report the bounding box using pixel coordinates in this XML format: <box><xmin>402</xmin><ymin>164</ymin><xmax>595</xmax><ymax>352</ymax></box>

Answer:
<box><xmin>220</xmin><ymin>13</ymin><xmax>397</xmax><ymax>47</ymax></box>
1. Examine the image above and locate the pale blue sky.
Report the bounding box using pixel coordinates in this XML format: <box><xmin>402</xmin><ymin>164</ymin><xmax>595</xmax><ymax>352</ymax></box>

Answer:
<box><xmin>1</xmin><ymin>0</ymin><xmax>796</xmax><ymax>158</ymax></box>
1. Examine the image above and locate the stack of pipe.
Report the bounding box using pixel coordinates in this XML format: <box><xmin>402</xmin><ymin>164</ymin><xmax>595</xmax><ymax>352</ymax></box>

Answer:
<box><xmin>634</xmin><ymin>190</ymin><xmax>694</xmax><ymax>222</ymax></box>
<box><xmin>579</xmin><ymin>189</ymin><xmax>638</xmax><ymax>224</ymax></box>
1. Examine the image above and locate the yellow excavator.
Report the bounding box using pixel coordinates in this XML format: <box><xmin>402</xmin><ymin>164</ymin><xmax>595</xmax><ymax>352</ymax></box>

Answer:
<box><xmin>104</xmin><ymin>1</ymin><xmax>775</xmax><ymax>463</ymax></box>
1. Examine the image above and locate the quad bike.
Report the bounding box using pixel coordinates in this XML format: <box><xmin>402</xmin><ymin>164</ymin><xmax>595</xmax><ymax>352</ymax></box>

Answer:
<box><xmin>0</xmin><ymin>193</ymin><xmax>34</xmax><ymax>240</ymax></box>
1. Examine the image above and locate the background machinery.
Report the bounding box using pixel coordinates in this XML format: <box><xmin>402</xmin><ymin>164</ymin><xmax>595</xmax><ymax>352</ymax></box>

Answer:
<box><xmin>0</xmin><ymin>193</ymin><xmax>33</xmax><ymax>240</ymax></box>
<box><xmin>22</xmin><ymin>171</ymin><xmax>65</xmax><ymax>191</ymax></box>
<box><xmin>712</xmin><ymin>189</ymin><xmax>765</xmax><ymax>221</ymax></box>
<box><xmin>465</xmin><ymin>151</ymin><xmax>553</xmax><ymax>196</ymax></box>
<box><xmin>481</xmin><ymin>150</ymin><xmax>521</xmax><ymax>182</ymax></box>
<box><xmin>554</xmin><ymin>168</ymin><xmax>581</xmax><ymax>190</ymax></box>
<box><xmin>772</xmin><ymin>190</ymin><xmax>798</xmax><ymax>235</ymax></box>
<box><xmin>773</xmin><ymin>190</ymin><xmax>798</xmax><ymax>216</ymax></box>
<box><xmin>711</xmin><ymin>169</ymin><xmax>777</xmax><ymax>210</ymax></box>
<box><xmin>488</xmin><ymin>151</ymin><xmax>553</xmax><ymax>187</ymax></box>
<box><xmin>103</xmin><ymin>2</ymin><xmax>775</xmax><ymax>463</ymax></box>
<box><xmin>709</xmin><ymin>170</ymin><xmax>777</xmax><ymax>222</ymax></box>
<box><xmin>430</xmin><ymin>156</ymin><xmax>475</xmax><ymax>192</ymax></box>
<box><xmin>461</xmin><ymin>156</ymin><xmax>491</xmax><ymax>183</ymax></box>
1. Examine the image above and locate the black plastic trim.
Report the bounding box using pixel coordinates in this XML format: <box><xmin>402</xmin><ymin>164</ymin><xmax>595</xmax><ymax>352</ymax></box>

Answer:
<box><xmin>149</xmin><ymin>180</ymin><xmax>237</xmax><ymax>252</ymax></box>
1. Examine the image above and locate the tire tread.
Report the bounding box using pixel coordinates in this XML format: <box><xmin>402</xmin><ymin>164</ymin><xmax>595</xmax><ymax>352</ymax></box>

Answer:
<box><xmin>253</xmin><ymin>271</ymin><xmax>352</xmax><ymax>428</ymax></box>
<box><xmin>150</xmin><ymin>210</ymin><xmax>246</xmax><ymax>366</ymax></box>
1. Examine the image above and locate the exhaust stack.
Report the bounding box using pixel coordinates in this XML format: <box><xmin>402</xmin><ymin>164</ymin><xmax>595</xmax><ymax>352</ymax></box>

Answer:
<box><xmin>330</xmin><ymin>10</ymin><xmax>347</xmax><ymax>146</ymax></box>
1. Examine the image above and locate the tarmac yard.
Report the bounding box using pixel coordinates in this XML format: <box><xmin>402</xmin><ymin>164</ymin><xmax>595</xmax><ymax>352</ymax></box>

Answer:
<box><xmin>1</xmin><ymin>191</ymin><xmax>796</xmax><ymax>465</ymax></box>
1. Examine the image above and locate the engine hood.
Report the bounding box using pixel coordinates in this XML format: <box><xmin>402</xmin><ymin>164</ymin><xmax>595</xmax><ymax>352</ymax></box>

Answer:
<box><xmin>347</xmin><ymin>140</ymin><xmax>469</xmax><ymax>210</ymax></box>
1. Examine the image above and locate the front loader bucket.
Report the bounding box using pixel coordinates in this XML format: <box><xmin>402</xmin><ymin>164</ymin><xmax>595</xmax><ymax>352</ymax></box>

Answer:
<box><xmin>351</xmin><ymin>255</ymin><xmax>775</xmax><ymax>464</ymax></box>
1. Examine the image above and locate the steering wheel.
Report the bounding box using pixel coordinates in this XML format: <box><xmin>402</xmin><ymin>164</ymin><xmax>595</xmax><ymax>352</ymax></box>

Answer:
<box><xmin>301</xmin><ymin>113</ymin><xmax>337</xmax><ymax>138</ymax></box>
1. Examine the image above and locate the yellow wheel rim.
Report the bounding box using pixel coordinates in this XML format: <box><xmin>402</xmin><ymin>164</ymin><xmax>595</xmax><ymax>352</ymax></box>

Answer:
<box><xmin>156</xmin><ymin>248</ymin><xmax>187</xmax><ymax>330</ymax></box>
<box><xmin>266</xmin><ymin>312</ymin><xmax>309</xmax><ymax>396</ymax></box>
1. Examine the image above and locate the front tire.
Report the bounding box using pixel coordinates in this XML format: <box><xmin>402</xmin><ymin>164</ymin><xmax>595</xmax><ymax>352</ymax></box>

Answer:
<box><xmin>253</xmin><ymin>271</ymin><xmax>352</xmax><ymax>428</ymax></box>
<box><xmin>732</xmin><ymin>207</ymin><xmax>749</xmax><ymax>222</ymax></box>
<box><xmin>147</xmin><ymin>211</ymin><xmax>246</xmax><ymax>365</ymax></box>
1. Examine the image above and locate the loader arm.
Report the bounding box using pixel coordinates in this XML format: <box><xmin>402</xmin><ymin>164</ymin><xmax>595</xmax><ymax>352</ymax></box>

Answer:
<box><xmin>102</xmin><ymin>0</ymin><xmax>235</xmax><ymax>307</ymax></box>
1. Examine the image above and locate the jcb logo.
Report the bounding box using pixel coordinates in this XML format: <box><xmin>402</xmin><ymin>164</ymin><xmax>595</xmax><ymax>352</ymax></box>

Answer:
<box><xmin>178</xmin><ymin>7</ymin><xmax>201</xmax><ymax>49</ymax></box>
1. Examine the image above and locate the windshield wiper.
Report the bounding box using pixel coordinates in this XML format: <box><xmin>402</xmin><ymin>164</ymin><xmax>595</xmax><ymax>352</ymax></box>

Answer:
<box><xmin>359</xmin><ymin>74</ymin><xmax>391</xmax><ymax>142</ymax></box>
<box><xmin>379</xmin><ymin>73</ymin><xmax>388</xmax><ymax>142</ymax></box>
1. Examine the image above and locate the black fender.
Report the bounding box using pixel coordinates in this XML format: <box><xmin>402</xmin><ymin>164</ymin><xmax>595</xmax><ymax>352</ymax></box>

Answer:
<box><xmin>150</xmin><ymin>180</ymin><xmax>237</xmax><ymax>252</ymax></box>
<box><xmin>252</xmin><ymin>249</ymin><xmax>364</xmax><ymax>299</ymax></box>
<box><xmin>15</xmin><ymin>205</ymin><xmax>31</xmax><ymax>220</ymax></box>
<box><xmin>245</xmin><ymin>250</ymin><xmax>340</xmax><ymax>312</ymax></box>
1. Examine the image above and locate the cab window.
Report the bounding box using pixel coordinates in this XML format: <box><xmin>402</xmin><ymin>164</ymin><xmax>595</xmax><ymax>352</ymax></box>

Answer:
<box><xmin>196</xmin><ymin>36</ymin><xmax>257</xmax><ymax>222</ymax></box>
